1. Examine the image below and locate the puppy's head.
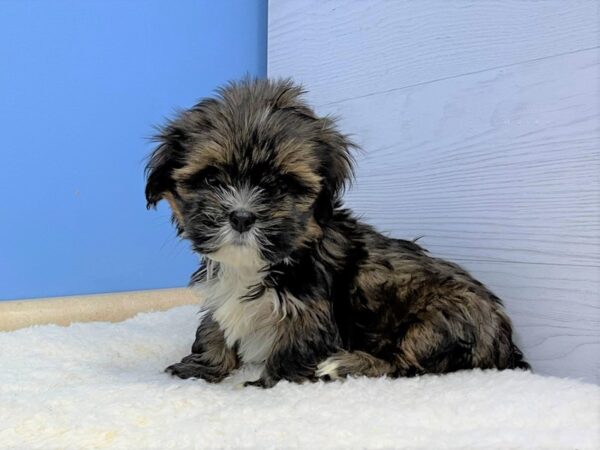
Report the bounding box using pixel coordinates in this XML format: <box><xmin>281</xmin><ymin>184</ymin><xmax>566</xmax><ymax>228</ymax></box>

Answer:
<box><xmin>145</xmin><ymin>78</ymin><xmax>354</xmax><ymax>268</ymax></box>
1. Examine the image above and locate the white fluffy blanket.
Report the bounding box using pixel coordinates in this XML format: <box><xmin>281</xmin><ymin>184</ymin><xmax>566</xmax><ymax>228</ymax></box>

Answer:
<box><xmin>0</xmin><ymin>305</ymin><xmax>598</xmax><ymax>449</ymax></box>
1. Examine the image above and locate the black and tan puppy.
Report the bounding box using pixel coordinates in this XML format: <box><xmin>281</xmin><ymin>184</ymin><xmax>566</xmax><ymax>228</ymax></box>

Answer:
<box><xmin>145</xmin><ymin>78</ymin><xmax>529</xmax><ymax>388</ymax></box>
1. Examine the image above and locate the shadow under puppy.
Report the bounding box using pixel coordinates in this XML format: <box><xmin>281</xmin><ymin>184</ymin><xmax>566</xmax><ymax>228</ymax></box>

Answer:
<box><xmin>145</xmin><ymin>78</ymin><xmax>529</xmax><ymax>388</ymax></box>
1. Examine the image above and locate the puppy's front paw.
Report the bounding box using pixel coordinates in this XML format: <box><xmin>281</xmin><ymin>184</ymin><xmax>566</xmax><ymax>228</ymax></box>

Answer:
<box><xmin>165</xmin><ymin>362</ymin><xmax>205</xmax><ymax>379</ymax></box>
<box><xmin>243</xmin><ymin>376</ymin><xmax>278</xmax><ymax>389</ymax></box>
<box><xmin>165</xmin><ymin>355</ymin><xmax>225</xmax><ymax>383</ymax></box>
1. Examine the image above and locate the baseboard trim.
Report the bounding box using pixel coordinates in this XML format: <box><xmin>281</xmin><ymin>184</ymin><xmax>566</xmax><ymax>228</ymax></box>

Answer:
<box><xmin>0</xmin><ymin>288</ymin><xmax>200</xmax><ymax>332</ymax></box>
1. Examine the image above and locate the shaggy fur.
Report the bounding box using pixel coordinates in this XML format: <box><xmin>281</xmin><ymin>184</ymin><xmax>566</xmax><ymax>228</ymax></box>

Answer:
<box><xmin>145</xmin><ymin>78</ymin><xmax>529</xmax><ymax>388</ymax></box>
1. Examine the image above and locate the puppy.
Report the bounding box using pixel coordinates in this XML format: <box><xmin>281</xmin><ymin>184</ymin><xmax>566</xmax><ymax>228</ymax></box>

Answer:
<box><xmin>146</xmin><ymin>78</ymin><xmax>529</xmax><ymax>388</ymax></box>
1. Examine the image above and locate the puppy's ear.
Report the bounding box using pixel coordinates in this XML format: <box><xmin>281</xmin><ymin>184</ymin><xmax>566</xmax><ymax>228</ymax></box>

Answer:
<box><xmin>313</xmin><ymin>185</ymin><xmax>334</xmax><ymax>226</ymax></box>
<box><xmin>144</xmin><ymin>125</ymin><xmax>187</xmax><ymax>210</ymax></box>
<box><xmin>145</xmin><ymin>99</ymin><xmax>220</xmax><ymax>210</ymax></box>
<box><xmin>313</xmin><ymin>117</ymin><xmax>355</xmax><ymax>221</ymax></box>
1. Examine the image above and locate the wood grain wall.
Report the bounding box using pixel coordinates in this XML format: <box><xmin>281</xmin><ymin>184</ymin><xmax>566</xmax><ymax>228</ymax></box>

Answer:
<box><xmin>268</xmin><ymin>0</ymin><xmax>600</xmax><ymax>383</ymax></box>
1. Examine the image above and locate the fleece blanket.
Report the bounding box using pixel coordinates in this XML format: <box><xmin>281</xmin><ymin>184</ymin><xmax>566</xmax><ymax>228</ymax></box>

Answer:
<box><xmin>0</xmin><ymin>305</ymin><xmax>598</xmax><ymax>449</ymax></box>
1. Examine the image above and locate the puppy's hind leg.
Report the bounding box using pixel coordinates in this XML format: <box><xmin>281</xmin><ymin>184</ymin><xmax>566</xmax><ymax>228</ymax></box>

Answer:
<box><xmin>316</xmin><ymin>351</ymin><xmax>395</xmax><ymax>380</ymax></box>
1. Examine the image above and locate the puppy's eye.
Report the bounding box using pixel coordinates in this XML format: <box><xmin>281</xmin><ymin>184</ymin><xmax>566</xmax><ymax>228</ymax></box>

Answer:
<box><xmin>203</xmin><ymin>174</ymin><xmax>218</xmax><ymax>185</ymax></box>
<box><xmin>183</xmin><ymin>167</ymin><xmax>221</xmax><ymax>189</ymax></box>
<box><xmin>279</xmin><ymin>173</ymin><xmax>311</xmax><ymax>196</ymax></box>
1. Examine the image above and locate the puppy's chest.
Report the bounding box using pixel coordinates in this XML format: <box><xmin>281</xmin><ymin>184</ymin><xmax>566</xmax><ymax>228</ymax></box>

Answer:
<box><xmin>200</xmin><ymin>274</ymin><xmax>279</xmax><ymax>364</ymax></box>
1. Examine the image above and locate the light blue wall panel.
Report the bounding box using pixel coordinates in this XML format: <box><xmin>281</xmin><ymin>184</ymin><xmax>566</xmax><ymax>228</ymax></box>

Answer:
<box><xmin>0</xmin><ymin>0</ymin><xmax>267</xmax><ymax>300</ymax></box>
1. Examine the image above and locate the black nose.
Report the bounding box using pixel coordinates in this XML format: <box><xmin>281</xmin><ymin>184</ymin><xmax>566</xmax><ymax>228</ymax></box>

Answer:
<box><xmin>229</xmin><ymin>210</ymin><xmax>256</xmax><ymax>233</ymax></box>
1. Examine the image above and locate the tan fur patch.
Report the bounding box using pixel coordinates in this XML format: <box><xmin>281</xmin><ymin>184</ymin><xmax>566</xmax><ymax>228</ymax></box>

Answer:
<box><xmin>273</xmin><ymin>139</ymin><xmax>321</xmax><ymax>191</ymax></box>
<box><xmin>163</xmin><ymin>192</ymin><xmax>185</xmax><ymax>226</ymax></box>
<box><xmin>173</xmin><ymin>141</ymin><xmax>230</xmax><ymax>183</ymax></box>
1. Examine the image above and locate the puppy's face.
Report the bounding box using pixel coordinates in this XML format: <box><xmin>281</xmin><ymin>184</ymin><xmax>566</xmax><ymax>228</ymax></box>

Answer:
<box><xmin>145</xmin><ymin>79</ymin><xmax>353</xmax><ymax>268</ymax></box>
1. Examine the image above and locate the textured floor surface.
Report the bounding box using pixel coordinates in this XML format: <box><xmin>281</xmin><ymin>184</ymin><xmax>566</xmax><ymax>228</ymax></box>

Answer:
<box><xmin>0</xmin><ymin>305</ymin><xmax>598</xmax><ymax>449</ymax></box>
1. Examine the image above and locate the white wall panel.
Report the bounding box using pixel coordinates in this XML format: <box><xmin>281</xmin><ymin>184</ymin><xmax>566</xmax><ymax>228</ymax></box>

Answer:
<box><xmin>269</xmin><ymin>0</ymin><xmax>600</xmax><ymax>383</ymax></box>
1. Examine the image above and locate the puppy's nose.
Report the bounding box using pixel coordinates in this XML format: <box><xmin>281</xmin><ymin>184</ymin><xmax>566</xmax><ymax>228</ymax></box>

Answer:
<box><xmin>229</xmin><ymin>209</ymin><xmax>256</xmax><ymax>233</ymax></box>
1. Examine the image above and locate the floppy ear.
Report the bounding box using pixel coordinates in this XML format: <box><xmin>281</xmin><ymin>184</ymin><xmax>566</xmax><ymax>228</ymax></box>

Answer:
<box><xmin>312</xmin><ymin>117</ymin><xmax>355</xmax><ymax>224</ymax></box>
<box><xmin>145</xmin><ymin>125</ymin><xmax>188</xmax><ymax>210</ymax></box>
<box><xmin>313</xmin><ymin>185</ymin><xmax>335</xmax><ymax>226</ymax></box>
<box><xmin>145</xmin><ymin>97</ymin><xmax>220</xmax><ymax>210</ymax></box>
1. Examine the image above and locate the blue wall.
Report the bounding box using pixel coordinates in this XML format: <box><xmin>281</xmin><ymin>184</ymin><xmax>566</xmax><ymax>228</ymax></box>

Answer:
<box><xmin>0</xmin><ymin>0</ymin><xmax>267</xmax><ymax>300</ymax></box>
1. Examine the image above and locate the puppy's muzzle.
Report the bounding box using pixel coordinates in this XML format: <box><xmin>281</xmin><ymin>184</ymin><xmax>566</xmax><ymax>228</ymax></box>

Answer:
<box><xmin>229</xmin><ymin>209</ymin><xmax>256</xmax><ymax>233</ymax></box>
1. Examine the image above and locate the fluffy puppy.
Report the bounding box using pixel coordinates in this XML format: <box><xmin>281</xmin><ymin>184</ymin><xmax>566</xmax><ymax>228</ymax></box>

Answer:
<box><xmin>145</xmin><ymin>78</ymin><xmax>529</xmax><ymax>388</ymax></box>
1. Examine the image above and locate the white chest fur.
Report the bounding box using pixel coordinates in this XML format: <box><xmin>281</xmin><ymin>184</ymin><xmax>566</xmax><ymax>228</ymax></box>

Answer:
<box><xmin>196</xmin><ymin>263</ymin><xmax>279</xmax><ymax>364</ymax></box>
